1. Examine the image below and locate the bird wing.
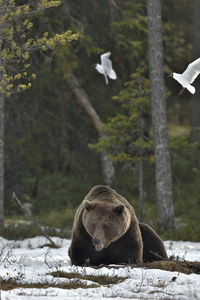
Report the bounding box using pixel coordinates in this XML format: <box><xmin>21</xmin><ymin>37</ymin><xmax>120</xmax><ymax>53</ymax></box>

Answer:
<box><xmin>95</xmin><ymin>64</ymin><xmax>104</xmax><ymax>75</ymax></box>
<box><xmin>101</xmin><ymin>52</ymin><xmax>112</xmax><ymax>74</ymax></box>
<box><xmin>101</xmin><ymin>52</ymin><xmax>111</xmax><ymax>60</ymax></box>
<box><xmin>183</xmin><ymin>58</ymin><xmax>200</xmax><ymax>83</ymax></box>
<box><xmin>108</xmin><ymin>69</ymin><xmax>117</xmax><ymax>80</ymax></box>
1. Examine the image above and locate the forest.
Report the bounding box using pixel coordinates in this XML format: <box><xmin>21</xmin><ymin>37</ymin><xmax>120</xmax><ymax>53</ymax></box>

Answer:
<box><xmin>0</xmin><ymin>0</ymin><xmax>200</xmax><ymax>242</ymax></box>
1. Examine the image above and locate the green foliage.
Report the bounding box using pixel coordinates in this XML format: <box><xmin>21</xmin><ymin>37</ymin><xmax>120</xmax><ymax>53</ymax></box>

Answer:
<box><xmin>89</xmin><ymin>67</ymin><xmax>153</xmax><ymax>165</ymax></box>
<box><xmin>170</xmin><ymin>136</ymin><xmax>197</xmax><ymax>150</ymax></box>
<box><xmin>2</xmin><ymin>205</ymin><xmax>75</xmax><ymax>239</ymax></box>
<box><xmin>162</xmin><ymin>0</ymin><xmax>193</xmax><ymax>74</ymax></box>
<box><xmin>159</xmin><ymin>218</ymin><xmax>200</xmax><ymax>242</ymax></box>
<box><xmin>0</xmin><ymin>0</ymin><xmax>78</xmax><ymax>96</ymax></box>
<box><xmin>112</xmin><ymin>1</ymin><xmax>147</xmax><ymax>62</ymax></box>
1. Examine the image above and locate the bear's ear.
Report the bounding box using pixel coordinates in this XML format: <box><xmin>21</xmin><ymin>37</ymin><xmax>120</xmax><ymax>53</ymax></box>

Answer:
<box><xmin>84</xmin><ymin>200</ymin><xmax>96</xmax><ymax>211</ymax></box>
<box><xmin>114</xmin><ymin>204</ymin><xmax>124</xmax><ymax>215</ymax></box>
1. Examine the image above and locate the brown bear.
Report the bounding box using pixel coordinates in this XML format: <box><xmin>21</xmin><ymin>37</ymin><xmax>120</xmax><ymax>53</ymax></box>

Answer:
<box><xmin>68</xmin><ymin>185</ymin><xmax>167</xmax><ymax>266</ymax></box>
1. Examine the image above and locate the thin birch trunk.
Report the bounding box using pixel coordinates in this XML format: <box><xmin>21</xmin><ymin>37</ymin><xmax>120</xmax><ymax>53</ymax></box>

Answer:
<box><xmin>139</xmin><ymin>158</ymin><xmax>144</xmax><ymax>222</ymax></box>
<box><xmin>147</xmin><ymin>0</ymin><xmax>175</xmax><ymax>229</ymax></box>
<box><xmin>0</xmin><ymin>61</ymin><xmax>4</xmax><ymax>228</ymax></box>
<box><xmin>191</xmin><ymin>0</ymin><xmax>200</xmax><ymax>149</ymax></box>
<box><xmin>0</xmin><ymin>5</ymin><xmax>5</xmax><ymax>227</ymax></box>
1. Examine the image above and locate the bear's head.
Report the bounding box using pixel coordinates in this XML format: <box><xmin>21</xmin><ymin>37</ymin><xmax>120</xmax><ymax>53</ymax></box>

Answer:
<box><xmin>82</xmin><ymin>200</ymin><xmax>131</xmax><ymax>251</ymax></box>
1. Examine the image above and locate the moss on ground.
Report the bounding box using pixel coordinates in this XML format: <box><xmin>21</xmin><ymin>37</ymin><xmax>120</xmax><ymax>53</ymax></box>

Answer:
<box><xmin>146</xmin><ymin>260</ymin><xmax>200</xmax><ymax>275</ymax></box>
<box><xmin>0</xmin><ymin>278</ymin><xmax>99</xmax><ymax>291</ymax></box>
<box><xmin>50</xmin><ymin>270</ymin><xmax>127</xmax><ymax>285</ymax></box>
<box><xmin>1</xmin><ymin>271</ymin><xmax>127</xmax><ymax>291</ymax></box>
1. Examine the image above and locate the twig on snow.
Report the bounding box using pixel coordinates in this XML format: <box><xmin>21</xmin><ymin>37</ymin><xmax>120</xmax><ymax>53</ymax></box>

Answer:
<box><xmin>12</xmin><ymin>191</ymin><xmax>57</xmax><ymax>247</ymax></box>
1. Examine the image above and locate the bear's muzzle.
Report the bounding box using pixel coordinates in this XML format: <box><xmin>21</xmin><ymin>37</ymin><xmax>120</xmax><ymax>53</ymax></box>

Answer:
<box><xmin>92</xmin><ymin>238</ymin><xmax>105</xmax><ymax>251</ymax></box>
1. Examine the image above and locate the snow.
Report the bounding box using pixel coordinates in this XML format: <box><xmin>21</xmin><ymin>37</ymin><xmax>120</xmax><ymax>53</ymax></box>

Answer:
<box><xmin>0</xmin><ymin>237</ymin><xmax>200</xmax><ymax>300</ymax></box>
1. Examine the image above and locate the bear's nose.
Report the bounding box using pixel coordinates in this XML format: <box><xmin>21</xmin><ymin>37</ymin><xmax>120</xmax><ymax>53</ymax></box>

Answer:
<box><xmin>92</xmin><ymin>238</ymin><xmax>100</xmax><ymax>245</ymax></box>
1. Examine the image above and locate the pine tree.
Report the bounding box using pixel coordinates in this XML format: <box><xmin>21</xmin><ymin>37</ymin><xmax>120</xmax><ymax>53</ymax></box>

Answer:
<box><xmin>90</xmin><ymin>67</ymin><xmax>152</xmax><ymax>220</ymax></box>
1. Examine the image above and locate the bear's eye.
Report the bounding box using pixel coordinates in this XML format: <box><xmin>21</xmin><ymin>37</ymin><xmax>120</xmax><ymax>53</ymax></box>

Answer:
<box><xmin>103</xmin><ymin>225</ymin><xmax>108</xmax><ymax>229</ymax></box>
<box><xmin>92</xmin><ymin>224</ymin><xmax>96</xmax><ymax>228</ymax></box>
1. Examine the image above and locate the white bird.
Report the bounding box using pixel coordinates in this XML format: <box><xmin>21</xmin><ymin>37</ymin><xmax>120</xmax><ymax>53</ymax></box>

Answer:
<box><xmin>94</xmin><ymin>52</ymin><xmax>117</xmax><ymax>84</ymax></box>
<box><xmin>168</xmin><ymin>58</ymin><xmax>200</xmax><ymax>95</ymax></box>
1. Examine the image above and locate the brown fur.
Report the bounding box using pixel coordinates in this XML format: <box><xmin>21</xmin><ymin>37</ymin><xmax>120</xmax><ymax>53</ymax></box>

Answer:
<box><xmin>68</xmin><ymin>185</ymin><xmax>167</xmax><ymax>266</ymax></box>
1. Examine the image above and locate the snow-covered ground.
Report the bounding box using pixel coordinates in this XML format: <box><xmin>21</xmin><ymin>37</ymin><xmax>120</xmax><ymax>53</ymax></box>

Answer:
<box><xmin>0</xmin><ymin>236</ymin><xmax>200</xmax><ymax>300</ymax></box>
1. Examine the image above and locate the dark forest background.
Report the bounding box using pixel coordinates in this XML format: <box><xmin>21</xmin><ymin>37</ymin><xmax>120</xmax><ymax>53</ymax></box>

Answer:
<box><xmin>3</xmin><ymin>0</ymin><xmax>200</xmax><ymax>241</ymax></box>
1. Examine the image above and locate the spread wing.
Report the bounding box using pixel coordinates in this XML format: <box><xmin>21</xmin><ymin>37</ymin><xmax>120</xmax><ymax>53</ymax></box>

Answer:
<box><xmin>101</xmin><ymin>52</ymin><xmax>111</xmax><ymax>60</ymax></box>
<box><xmin>108</xmin><ymin>69</ymin><xmax>117</xmax><ymax>79</ymax></box>
<box><xmin>101</xmin><ymin>52</ymin><xmax>112</xmax><ymax>74</ymax></box>
<box><xmin>183</xmin><ymin>58</ymin><xmax>200</xmax><ymax>83</ymax></box>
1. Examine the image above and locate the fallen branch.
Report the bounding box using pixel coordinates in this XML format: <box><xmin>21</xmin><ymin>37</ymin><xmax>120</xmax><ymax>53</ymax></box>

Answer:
<box><xmin>89</xmin><ymin>260</ymin><xmax>200</xmax><ymax>275</ymax></box>
<box><xmin>12</xmin><ymin>191</ymin><xmax>56</xmax><ymax>247</ymax></box>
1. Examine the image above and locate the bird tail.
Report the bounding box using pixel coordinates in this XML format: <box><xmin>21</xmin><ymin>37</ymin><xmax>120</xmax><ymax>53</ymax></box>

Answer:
<box><xmin>104</xmin><ymin>73</ymin><xmax>109</xmax><ymax>84</ymax></box>
<box><xmin>187</xmin><ymin>84</ymin><xmax>195</xmax><ymax>94</ymax></box>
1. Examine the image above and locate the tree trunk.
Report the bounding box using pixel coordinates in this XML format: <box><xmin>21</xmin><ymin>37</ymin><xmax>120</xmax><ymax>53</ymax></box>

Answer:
<box><xmin>67</xmin><ymin>74</ymin><xmax>115</xmax><ymax>187</ymax></box>
<box><xmin>138</xmin><ymin>105</ymin><xmax>145</xmax><ymax>222</ymax></box>
<box><xmin>0</xmin><ymin>58</ymin><xmax>4</xmax><ymax>228</ymax></box>
<box><xmin>4</xmin><ymin>96</ymin><xmax>23</xmax><ymax>201</ymax></box>
<box><xmin>139</xmin><ymin>158</ymin><xmax>144</xmax><ymax>222</ymax></box>
<box><xmin>147</xmin><ymin>0</ymin><xmax>175</xmax><ymax>229</ymax></box>
<box><xmin>191</xmin><ymin>0</ymin><xmax>200</xmax><ymax>148</ymax></box>
<box><xmin>0</xmin><ymin>4</ymin><xmax>5</xmax><ymax>227</ymax></box>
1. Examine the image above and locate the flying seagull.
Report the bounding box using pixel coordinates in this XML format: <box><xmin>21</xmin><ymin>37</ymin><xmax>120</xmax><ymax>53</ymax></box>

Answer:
<box><xmin>94</xmin><ymin>52</ymin><xmax>117</xmax><ymax>84</ymax></box>
<box><xmin>168</xmin><ymin>57</ymin><xmax>200</xmax><ymax>95</ymax></box>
